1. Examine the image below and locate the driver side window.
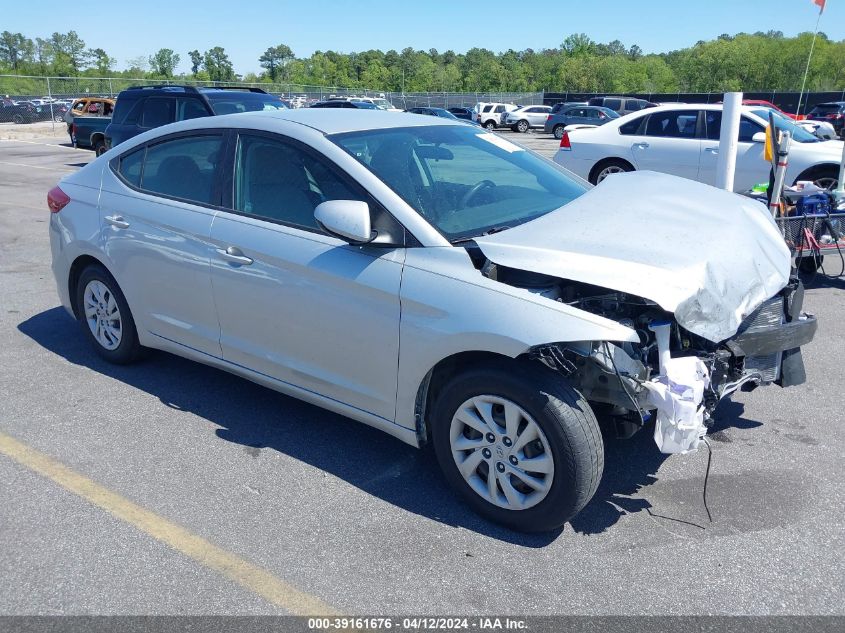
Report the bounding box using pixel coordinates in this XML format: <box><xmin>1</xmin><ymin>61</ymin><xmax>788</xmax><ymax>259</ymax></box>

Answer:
<box><xmin>232</xmin><ymin>134</ymin><xmax>366</xmax><ymax>232</ymax></box>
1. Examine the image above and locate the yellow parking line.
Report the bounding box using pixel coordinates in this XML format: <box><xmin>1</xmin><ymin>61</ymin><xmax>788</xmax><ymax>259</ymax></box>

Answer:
<box><xmin>0</xmin><ymin>430</ymin><xmax>338</xmax><ymax>616</ymax></box>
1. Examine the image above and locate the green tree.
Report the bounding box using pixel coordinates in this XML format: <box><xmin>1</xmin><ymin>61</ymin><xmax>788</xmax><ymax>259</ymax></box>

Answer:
<box><xmin>149</xmin><ymin>48</ymin><xmax>180</xmax><ymax>78</ymax></box>
<box><xmin>87</xmin><ymin>48</ymin><xmax>114</xmax><ymax>74</ymax></box>
<box><xmin>259</xmin><ymin>44</ymin><xmax>294</xmax><ymax>81</ymax></box>
<box><xmin>0</xmin><ymin>32</ymin><xmax>32</xmax><ymax>71</ymax></box>
<box><xmin>188</xmin><ymin>49</ymin><xmax>202</xmax><ymax>75</ymax></box>
<box><xmin>49</xmin><ymin>31</ymin><xmax>89</xmax><ymax>74</ymax></box>
<box><xmin>203</xmin><ymin>46</ymin><xmax>234</xmax><ymax>82</ymax></box>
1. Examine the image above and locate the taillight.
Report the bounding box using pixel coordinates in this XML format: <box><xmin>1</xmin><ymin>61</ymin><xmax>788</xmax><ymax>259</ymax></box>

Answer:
<box><xmin>560</xmin><ymin>132</ymin><xmax>572</xmax><ymax>150</ymax></box>
<box><xmin>47</xmin><ymin>185</ymin><xmax>70</xmax><ymax>213</ymax></box>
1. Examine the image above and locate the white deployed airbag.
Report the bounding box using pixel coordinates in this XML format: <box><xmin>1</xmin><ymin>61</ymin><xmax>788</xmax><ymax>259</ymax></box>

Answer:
<box><xmin>643</xmin><ymin>356</ymin><xmax>710</xmax><ymax>454</ymax></box>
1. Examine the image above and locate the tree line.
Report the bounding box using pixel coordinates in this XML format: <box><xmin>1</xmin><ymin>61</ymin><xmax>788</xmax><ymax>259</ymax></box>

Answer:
<box><xmin>1</xmin><ymin>29</ymin><xmax>844</xmax><ymax>93</ymax></box>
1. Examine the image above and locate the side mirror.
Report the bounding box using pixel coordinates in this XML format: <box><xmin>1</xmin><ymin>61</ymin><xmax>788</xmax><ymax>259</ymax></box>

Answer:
<box><xmin>751</xmin><ymin>131</ymin><xmax>767</xmax><ymax>143</ymax></box>
<box><xmin>314</xmin><ymin>200</ymin><xmax>373</xmax><ymax>244</ymax></box>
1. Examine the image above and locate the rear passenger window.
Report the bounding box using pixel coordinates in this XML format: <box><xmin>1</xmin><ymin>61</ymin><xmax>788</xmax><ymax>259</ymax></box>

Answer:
<box><xmin>626</xmin><ymin>99</ymin><xmax>644</xmax><ymax>112</ymax></box>
<box><xmin>139</xmin><ymin>135</ymin><xmax>223</xmax><ymax>204</ymax></box>
<box><xmin>233</xmin><ymin>134</ymin><xmax>365</xmax><ymax>231</ymax></box>
<box><xmin>604</xmin><ymin>99</ymin><xmax>622</xmax><ymax>111</ymax></box>
<box><xmin>644</xmin><ymin>110</ymin><xmax>698</xmax><ymax>138</ymax></box>
<box><xmin>140</xmin><ymin>97</ymin><xmax>175</xmax><ymax>128</ymax></box>
<box><xmin>117</xmin><ymin>148</ymin><xmax>144</xmax><ymax>187</ymax></box>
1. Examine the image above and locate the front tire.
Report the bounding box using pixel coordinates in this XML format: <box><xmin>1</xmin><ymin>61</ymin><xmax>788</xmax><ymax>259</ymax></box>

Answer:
<box><xmin>75</xmin><ymin>264</ymin><xmax>143</xmax><ymax>364</ymax></box>
<box><xmin>431</xmin><ymin>361</ymin><xmax>603</xmax><ymax>532</ymax></box>
<box><xmin>795</xmin><ymin>166</ymin><xmax>838</xmax><ymax>191</ymax></box>
<box><xmin>516</xmin><ymin>119</ymin><xmax>529</xmax><ymax>133</ymax></box>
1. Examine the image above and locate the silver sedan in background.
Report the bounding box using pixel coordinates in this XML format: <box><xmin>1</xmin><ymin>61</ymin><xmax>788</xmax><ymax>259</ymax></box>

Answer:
<box><xmin>47</xmin><ymin>110</ymin><xmax>815</xmax><ymax>532</ymax></box>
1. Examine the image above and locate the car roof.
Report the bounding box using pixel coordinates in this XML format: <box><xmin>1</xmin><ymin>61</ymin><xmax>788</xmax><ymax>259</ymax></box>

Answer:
<box><xmin>135</xmin><ymin>109</ymin><xmax>468</xmax><ymax>137</ymax></box>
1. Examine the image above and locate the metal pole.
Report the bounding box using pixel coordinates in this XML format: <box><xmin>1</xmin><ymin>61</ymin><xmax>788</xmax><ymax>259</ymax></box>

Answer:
<box><xmin>716</xmin><ymin>92</ymin><xmax>743</xmax><ymax>191</ymax></box>
<box><xmin>769</xmin><ymin>131</ymin><xmax>792</xmax><ymax>218</ymax></box>
<box><xmin>47</xmin><ymin>76</ymin><xmax>55</xmax><ymax>133</ymax></box>
<box><xmin>796</xmin><ymin>9</ymin><xmax>823</xmax><ymax>117</ymax></box>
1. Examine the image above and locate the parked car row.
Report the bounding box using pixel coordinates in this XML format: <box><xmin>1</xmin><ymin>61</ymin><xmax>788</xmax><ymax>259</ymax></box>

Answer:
<box><xmin>553</xmin><ymin>103</ymin><xmax>844</xmax><ymax>192</ymax></box>
<box><xmin>0</xmin><ymin>98</ymin><xmax>68</xmax><ymax>123</ymax></box>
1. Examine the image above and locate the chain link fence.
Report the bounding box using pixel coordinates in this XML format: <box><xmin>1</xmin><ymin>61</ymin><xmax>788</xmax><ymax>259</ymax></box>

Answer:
<box><xmin>387</xmin><ymin>92</ymin><xmax>545</xmax><ymax>109</ymax></box>
<box><xmin>0</xmin><ymin>74</ymin><xmax>389</xmax><ymax>104</ymax></box>
<box><xmin>1</xmin><ymin>76</ymin><xmax>548</xmax><ymax>111</ymax></box>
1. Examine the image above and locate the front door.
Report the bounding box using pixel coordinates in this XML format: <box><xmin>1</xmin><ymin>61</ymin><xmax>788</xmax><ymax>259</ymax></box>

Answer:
<box><xmin>629</xmin><ymin>109</ymin><xmax>702</xmax><ymax>181</ymax></box>
<box><xmin>698</xmin><ymin>111</ymin><xmax>768</xmax><ymax>192</ymax></box>
<box><xmin>208</xmin><ymin>132</ymin><xmax>405</xmax><ymax>421</ymax></box>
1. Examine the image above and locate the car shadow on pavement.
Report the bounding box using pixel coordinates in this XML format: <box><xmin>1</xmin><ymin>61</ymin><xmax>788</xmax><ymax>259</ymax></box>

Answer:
<box><xmin>569</xmin><ymin>399</ymin><xmax>760</xmax><ymax>535</ymax></box>
<box><xmin>18</xmin><ymin>307</ymin><xmax>763</xmax><ymax>545</ymax></box>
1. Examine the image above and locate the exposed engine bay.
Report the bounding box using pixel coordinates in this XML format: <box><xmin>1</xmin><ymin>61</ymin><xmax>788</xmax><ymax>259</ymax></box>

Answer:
<box><xmin>480</xmin><ymin>261</ymin><xmax>816</xmax><ymax>454</ymax></box>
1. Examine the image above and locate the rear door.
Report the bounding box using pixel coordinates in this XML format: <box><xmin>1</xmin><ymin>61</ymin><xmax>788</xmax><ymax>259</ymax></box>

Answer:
<box><xmin>99</xmin><ymin>131</ymin><xmax>224</xmax><ymax>356</ymax></box>
<box><xmin>629</xmin><ymin>109</ymin><xmax>701</xmax><ymax>180</ymax></box>
<box><xmin>207</xmin><ymin>131</ymin><xmax>405</xmax><ymax>421</ymax></box>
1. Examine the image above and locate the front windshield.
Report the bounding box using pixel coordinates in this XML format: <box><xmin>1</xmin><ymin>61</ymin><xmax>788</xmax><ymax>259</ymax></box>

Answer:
<box><xmin>750</xmin><ymin>108</ymin><xmax>820</xmax><ymax>143</ymax></box>
<box><xmin>601</xmin><ymin>107</ymin><xmax>620</xmax><ymax>118</ymax></box>
<box><xmin>370</xmin><ymin>99</ymin><xmax>392</xmax><ymax>109</ymax></box>
<box><xmin>330</xmin><ymin>125</ymin><xmax>588</xmax><ymax>241</ymax></box>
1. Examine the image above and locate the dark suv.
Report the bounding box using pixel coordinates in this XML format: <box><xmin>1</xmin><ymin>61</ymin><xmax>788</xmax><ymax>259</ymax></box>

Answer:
<box><xmin>104</xmin><ymin>86</ymin><xmax>287</xmax><ymax>150</ymax></box>
<box><xmin>806</xmin><ymin>102</ymin><xmax>845</xmax><ymax>137</ymax></box>
<box><xmin>587</xmin><ymin>96</ymin><xmax>656</xmax><ymax>116</ymax></box>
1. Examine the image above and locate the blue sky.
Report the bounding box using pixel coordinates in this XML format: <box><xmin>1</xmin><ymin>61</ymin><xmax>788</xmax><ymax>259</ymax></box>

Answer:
<box><xmin>4</xmin><ymin>0</ymin><xmax>843</xmax><ymax>75</ymax></box>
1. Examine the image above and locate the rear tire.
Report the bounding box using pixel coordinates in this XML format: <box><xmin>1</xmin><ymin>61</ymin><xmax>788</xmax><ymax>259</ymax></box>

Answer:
<box><xmin>431</xmin><ymin>360</ymin><xmax>603</xmax><ymax>532</ymax></box>
<box><xmin>589</xmin><ymin>158</ymin><xmax>634</xmax><ymax>185</ymax></box>
<box><xmin>75</xmin><ymin>264</ymin><xmax>143</xmax><ymax>364</ymax></box>
<box><xmin>12</xmin><ymin>114</ymin><xmax>23</xmax><ymax>124</ymax></box>
<box><xmin>484</xmin><ymin>120</ymin><xmax>496</xmax><ymax>130</ymax></box>
<box><xmin>93</xmin><ymin>139</ymin><xmax>106</xmax><ymax>157</ymax></box>
<box><xmin>553</xmin><ymin>125</ymin><xmax>565</xmax><ymax>140</ymax></box>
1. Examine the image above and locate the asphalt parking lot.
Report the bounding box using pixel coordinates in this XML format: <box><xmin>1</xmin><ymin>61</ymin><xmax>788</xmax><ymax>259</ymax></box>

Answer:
<box><xmin>0</xmin><ymin>129</ymin><xmax>843</xmax><ymax>616</ymax></box>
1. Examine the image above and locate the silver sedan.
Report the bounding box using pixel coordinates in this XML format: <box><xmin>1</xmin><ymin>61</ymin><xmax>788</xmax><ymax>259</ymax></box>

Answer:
<box><xmin>48</xmin><ymin>110</ymin><xmax>814</xmax><ymax>531</ymax></box>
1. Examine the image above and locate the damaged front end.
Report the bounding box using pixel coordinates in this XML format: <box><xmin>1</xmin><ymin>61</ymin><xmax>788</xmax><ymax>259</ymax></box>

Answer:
<box><xmin>490</xmin><ymin>266</ymin><xmax>818</xmax><ymax>454</ymax></box>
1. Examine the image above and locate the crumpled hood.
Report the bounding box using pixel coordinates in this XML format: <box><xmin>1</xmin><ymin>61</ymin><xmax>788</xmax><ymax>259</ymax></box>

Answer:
<box><xmin>475</xmin><ymin>171</ymin><xmax>791</xmax><ymax>342</ymax></box>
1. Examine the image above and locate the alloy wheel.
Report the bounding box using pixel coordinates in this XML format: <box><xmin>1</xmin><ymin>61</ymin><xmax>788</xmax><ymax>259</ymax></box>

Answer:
<box><xmin>83</xmin><ymin>280</ymin><xmax>123</xmax><ymax>350</ymax></box>
<box><xmin>449</xmin><ymin>395</ymin><xmax>555</xmax><ymax>511</ymax></box>
<box><xmin>597</xmin><ymin>165</ymin><xmax>627</xmax><ymax>183</ymax></box>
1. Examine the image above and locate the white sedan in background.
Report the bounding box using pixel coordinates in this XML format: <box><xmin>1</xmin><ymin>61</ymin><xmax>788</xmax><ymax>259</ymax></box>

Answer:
<box><xmin>554</xmin><ymin>104</ymin><xmax>844</xmax><ymax>191</ymax></box>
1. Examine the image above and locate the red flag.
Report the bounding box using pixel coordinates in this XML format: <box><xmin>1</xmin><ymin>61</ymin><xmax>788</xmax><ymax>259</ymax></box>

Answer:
<box><xmin>814</xmin><ymin>0</ymin><xmax>826</xmax><ymax>13</ymax></box>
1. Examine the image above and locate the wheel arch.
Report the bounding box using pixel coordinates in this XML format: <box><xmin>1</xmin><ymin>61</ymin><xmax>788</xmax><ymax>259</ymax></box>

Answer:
<box><xmin>794</xmin><ymin>162</ymin><xmax>839</xmax><ymax>183</ymax></box>
<box><xmin>414</xmin><ymin>350</ymin><xmax>526</xmax><ymax>445</ymax></box>
<box><xmin>67</xmin><ymin>254</ymin><xmax>116</xmax><ymax>319</ymax></box>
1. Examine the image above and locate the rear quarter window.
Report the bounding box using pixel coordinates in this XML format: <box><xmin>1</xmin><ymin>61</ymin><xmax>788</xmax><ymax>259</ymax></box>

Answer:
<box><xmin>116</xmin><ymin>147</ymin><xmax>144</xmax><ymax>187</ymax></box>
<box><xmin>604</xmin><ymin>99</ymin><xmax>622</xmax><ymax>111</ymax></box>
<box><xmin>619</xmin><ymin>116</ymin><xmax>646</xmax><ymax>135</ymax></box>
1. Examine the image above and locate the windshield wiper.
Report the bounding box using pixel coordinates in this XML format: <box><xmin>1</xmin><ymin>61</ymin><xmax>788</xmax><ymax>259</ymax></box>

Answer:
<box><xmin>449</xmin><ymin>225</ymin><xmax>512</xmax><ymax>245</ymax></box>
